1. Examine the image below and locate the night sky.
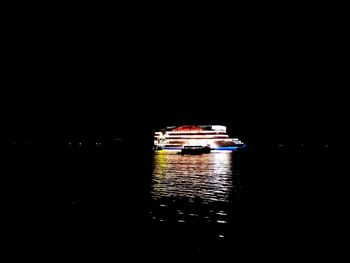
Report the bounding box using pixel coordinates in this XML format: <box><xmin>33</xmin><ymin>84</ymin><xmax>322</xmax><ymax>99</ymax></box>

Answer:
<box><xmin>3</xmin><ymin>9</ymin><xmax>340</xmax><ymax>144</ymax></box>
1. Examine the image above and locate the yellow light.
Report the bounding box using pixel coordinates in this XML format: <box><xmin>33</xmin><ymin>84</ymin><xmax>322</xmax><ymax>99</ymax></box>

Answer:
<box><xmin>151</xmin><ymin>152</ymin><xmax>233</xmax><ymax>202</ymax></box>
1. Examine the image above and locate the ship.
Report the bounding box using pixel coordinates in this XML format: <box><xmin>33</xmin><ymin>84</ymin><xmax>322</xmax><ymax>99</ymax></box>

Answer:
<box><xmin>179</xmin><ymin>145</ymin><xmax>211</xmax><ymax>155</ymax></box>
<box><xmin>153</xmin><ymin>125</ymin><xmax>245</xmax><ymax>151</ymax></box>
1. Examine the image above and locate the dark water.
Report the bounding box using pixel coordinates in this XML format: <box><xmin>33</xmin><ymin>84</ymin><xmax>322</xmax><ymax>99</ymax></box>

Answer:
<box><xmin>2</xmin><ymin>143</ymin><xmax>337</xmax><ymax>258</ymax></box>
<box><xmin>148</xmin><ymin>152</ymin><xmax>246</xmax><ymax>254</ymax></box>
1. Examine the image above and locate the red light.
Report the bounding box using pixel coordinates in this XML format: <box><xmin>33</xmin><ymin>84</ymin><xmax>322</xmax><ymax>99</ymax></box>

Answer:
<box><xmin>173</xmin><ymin>125</ymin><xmax>203</xmax><ymax>132</ymax></box>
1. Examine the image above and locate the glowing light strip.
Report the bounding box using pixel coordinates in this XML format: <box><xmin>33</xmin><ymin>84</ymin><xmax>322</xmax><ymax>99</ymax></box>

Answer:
<box><xmin>155</xmin><ymin>136</ymin><xmax>229</xmax><ymax>139</ymax></box>
<box><xmin>155</xmin><ymin>138</ymin><xmax>235</xmax><ymax>141</ymax></box>
<box><xmin>155</xmin><ymin>131</ymin><xmax>228</xmax><ymax>135</ymax></box>
<box><xmin>168</xmin><ymin>131</ymin><xmax>227</xmax><ymax>134</ymax></box>
<box><xmin>167</xmin><ymin>134</ymin><xmax>229</xmax><ymax>137</ymax></box>
<box><xmin>154</xmin><ymin>147</ymin><xmax>239</xmax><ymax>151</ymax></box>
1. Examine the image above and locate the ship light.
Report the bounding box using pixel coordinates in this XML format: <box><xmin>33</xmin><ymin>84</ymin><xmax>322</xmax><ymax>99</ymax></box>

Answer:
<box><xmin>212</xmin><ymin>125</ymin><xmax>226</xmax><ymax>131</ymax></box>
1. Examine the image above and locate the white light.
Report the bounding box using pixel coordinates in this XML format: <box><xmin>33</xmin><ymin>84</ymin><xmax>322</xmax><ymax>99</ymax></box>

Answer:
<box><xmin>159</xmin><ymin>135</ymin><xmax>229</xmax><ymax>138</ymax></box>
<box><xmin>212</xmin><ymin>125</ymin><xmax>226</xmax><ymax>131</ymax></box>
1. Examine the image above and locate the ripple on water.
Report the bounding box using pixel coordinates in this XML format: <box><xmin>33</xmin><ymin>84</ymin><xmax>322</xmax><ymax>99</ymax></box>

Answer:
<box><xmin>151</xmin><ymin>152</ymin><xmax>234</xmax><ymax>204</ymax></box>
<box><xmin>148</xmin><ymin>152</ymin><xmax>242</xmax><ymax>234</ymax></box>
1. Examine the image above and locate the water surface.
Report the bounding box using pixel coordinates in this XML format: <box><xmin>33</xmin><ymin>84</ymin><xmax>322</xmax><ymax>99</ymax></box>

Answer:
<box><xmin>146</xmin><ymin>151</ymin><xmax>246</xmax><ymax>254</ymax></box>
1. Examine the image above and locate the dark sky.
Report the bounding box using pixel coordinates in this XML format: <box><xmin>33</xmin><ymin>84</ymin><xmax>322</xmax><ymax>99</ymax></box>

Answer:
<box><xmin>2</xmin><ymin>10</ymin><xmax>341</xmax><ymax>143</ymax></box>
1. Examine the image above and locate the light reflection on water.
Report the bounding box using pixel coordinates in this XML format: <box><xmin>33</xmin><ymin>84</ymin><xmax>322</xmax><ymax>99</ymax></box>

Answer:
<box><xmin>148</xmin><ymin>151</ymin><xmax>245</xmax><ymax>250</ymax></box>
<box><xmin>151</xmin><ymin>151</ymin><xmax>234</xmax><ymax>203</ymax></box>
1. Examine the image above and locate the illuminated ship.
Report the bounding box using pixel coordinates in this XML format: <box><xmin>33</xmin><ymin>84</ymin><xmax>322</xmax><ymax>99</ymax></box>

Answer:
<box><xmin>154</xmin><ymin>125</ymin><xmax>245</xmax><ymax>151</ymax></box>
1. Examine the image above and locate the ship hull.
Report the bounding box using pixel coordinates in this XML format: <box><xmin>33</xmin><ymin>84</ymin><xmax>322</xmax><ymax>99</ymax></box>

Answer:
<box><xmin>155</xmin><ymin>146</ymin><xmax>242</xmax><ymax>151</ymax></box>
